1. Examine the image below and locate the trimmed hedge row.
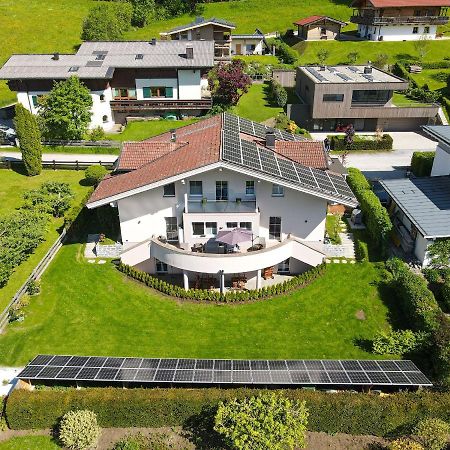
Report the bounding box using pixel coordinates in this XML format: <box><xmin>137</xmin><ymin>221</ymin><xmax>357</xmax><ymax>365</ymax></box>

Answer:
<box><xmin>392</xmin><ymin>62</ymin><xmax>419</xmax><ymax>89</ymax></box>
<box><xmin>6</xmin><ymin>388</ymin><xmax>450</xmax><ymax>436</ymax></box>
<box><xmin>411</xmin><ymin>152</ymin><xmax>435</xmax><ymax>177</ymax></box>
<box><xmin>347</xmin><ymin>168</ymin><xmax>392</xmax><ymax>256</ymax></box>
<box><xmin>330</xmin><ymin>134</ymin><xmax>393</xmax><ymax>151</ymax></box>
<box><xmin>63</xmin><ymin>187</ymin><xmax>94</xmax><ymax>231</ymax></box>
<box><xmin>117</xmin><ymin>262</ymin><xmax>326</xmax><ymax>302</ymax></box>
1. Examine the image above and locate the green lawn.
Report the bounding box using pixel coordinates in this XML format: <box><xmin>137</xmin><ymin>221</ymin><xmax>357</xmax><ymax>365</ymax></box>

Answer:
<box><xmin>325</xmin><ymin>214</ymin><xmax>342</xmax><ymax>245</ymax></box>
<box><xmin>410</xmin><ymin>68</ymin><xmax>450</xmax><ymax>92</ymax></box>
<box><xmin>42</xmin><ymin>145</ymin><xmax>121</xmax><ymax>155</ymax></box>
<box><xmin>391</xmin><ymin>92</ymin><xmax>434</xmax><ymax>107</ymax></box>
<box><xmin>0</xmin><ymin>242</ymin><xmax>394</xmax><ymax>366</ymax></box>
<box><xmin>0</xmin><ymin>169</ymin><xmax>92</xmax><ymax>310</ymax></box>
<box><xmin>0</xmin><ymin>436</ymin><xmax>60</xmax><ymax>450</ymax></box>
<box><xmin>106</xmin><ymin>119</ymin><xmax>198</xmax><ymax>141</ymax></box>
<box><xmin>231</xmin><ymin>83</ymin><xmax>283</xmax><ymax>122</ymax></box>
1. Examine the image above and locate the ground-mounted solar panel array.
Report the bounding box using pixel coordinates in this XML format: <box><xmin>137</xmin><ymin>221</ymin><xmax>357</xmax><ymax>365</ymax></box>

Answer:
<box><xmin>221</xmin><ymin>128</ymin><xmax>355</xmax><ymax>203</ymax></box>
<box><xmin>18</xmin><ymin>355</ymin><xmax>432</xmax><ymax>388</ymax></box>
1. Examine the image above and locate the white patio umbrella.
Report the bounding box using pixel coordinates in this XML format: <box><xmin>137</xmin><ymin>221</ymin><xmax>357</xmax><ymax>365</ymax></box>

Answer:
<box><xmin>215</xmin><ymin>228</ymin><xmax>253</xmax><ymax>246</ymax></box>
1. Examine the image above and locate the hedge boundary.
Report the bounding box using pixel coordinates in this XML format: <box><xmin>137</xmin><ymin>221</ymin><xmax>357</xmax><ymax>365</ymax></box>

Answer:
<box><xmin>330</xmin><ymin>134</ymin><xmax>393</xmax><ymax>151</ymax></box>
<box><xmin>117</xmin><ymin>262</ymin><xmax>326</xmax><ymax>303</ymax></box>
<box><xmin>411</xmin><ymin>152</ymin><xmax>435</xmax><ymax>177</ymax></box>
<box><xmin>6</xmin><ymin>388</ymin><xmax>450</xmax><ymax>437</ymax></box>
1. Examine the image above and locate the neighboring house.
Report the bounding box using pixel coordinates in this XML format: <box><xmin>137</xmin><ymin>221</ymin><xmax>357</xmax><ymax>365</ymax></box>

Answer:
<box><xmin>86</xmin><ymin>113</ymin><xmax>357</xmax><ymax>290</ymax></box>
<box><xmin>160</xmin><ymin>17</ymin><xmax>236</xmax><ymax>62</ymax></box>
<box><xmin>350</xmin><ymin>0</ymin><xmax>450</xmax><ymax>41</ymax></box>
<box><xmin>0</xmin><ymin>40</ymin><xmax>214</xmax><ymax>131</ymax></box>
<box><xmin>380</xmin><ymin>125</ymin><xmax>450</xmax><ymax>267</ymax></box>
<box><xmin>231</xmin><ymin>29</ymin><xmax>268</xmax><ymax>55</ymax></box>
<box><xmin>292</xmin><ymin>64</ymin><xmax>440</xmax><ymax>131</ymax></box>
<box><xmin>293</xmin><ymin>16</ymin><xmax>347</xmax><ymax>40</ymax></box>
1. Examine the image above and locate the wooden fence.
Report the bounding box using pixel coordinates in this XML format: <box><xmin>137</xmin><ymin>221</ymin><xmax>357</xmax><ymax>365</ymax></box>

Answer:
<box><xmin>42</xmin><ymin>140</ymin><xmax>121</xmax><ymax>148</ymax></box>
<box><xmin>0</xmin><ymin>158</ymin><xmax>116</xmax><ymax>171</ymax></box>
<box><xmin>0</xmin><ymin>230</ymin><xmax>67</xmax><ymax>333</ymax></box>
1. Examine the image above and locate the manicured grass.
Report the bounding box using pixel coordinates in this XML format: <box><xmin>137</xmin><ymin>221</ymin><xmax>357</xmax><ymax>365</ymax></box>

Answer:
<box><xmin>0</xmin><ymin>242</ymin><xmax>394</xmax><ymax>366</ymax></box>
<box><xmin>0</xmin><ymin>435</ymin><xmax>60</xmax><ymax>450</ymax></box>
<box><xmin>42</xmin><ymin>145</ymin><xmax>120</xmax><ymax>155</ymax></box>
<box><xmin>234</xmin><ymin>55</ymin><xmax>279</xmax><ymax>65</ymax></box>
<box><xmin>325</xmin><ymin>214</ymin><xmax>342</xmax><ymax>245</ymax></box>
<box><xmin>231</xmin><ymin>83</ymin><xmax>283</xmax><ymax>122</ymax></box>
<box><xmin>106</xmin><ymin>119</ymin><xmax>198</xmax><ymax>141</ymax></box>
<box><xmin>391</xmin><ymin>92</ymin><xmax>434</xmax><ymax>107</ymax></box>
<box><xmin>0</xmin><ymin>169</ymin><xmax>92</xmax><ymax>310</ymax></box>
<box><xmin>410</xmin><ymin>68</ymin><xmax>450</xmax><ymax>92</ymax></box>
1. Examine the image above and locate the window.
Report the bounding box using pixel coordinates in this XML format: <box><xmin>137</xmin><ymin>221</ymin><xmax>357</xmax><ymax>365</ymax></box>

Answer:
<box><xmin>216</xmin><ymin>181</ymin><xmax>228</xmax><ymax>201</ymax></box>
<box><xmin>226</xmin><ymin>222</ymin><xmax>238</xmax><ymax>229</ymax></box>
<box><xmin>320</xmin><ymin>27</ymin><xmax>327</xmax><ymax>35</ymax></box>
<box><xmin>351</xmin><ymin>90</ymin><xmax>390</xmax><ymax>104</ymax></box>
<box><xmin>205</xmin><ymin>222</ymin><xmax>217</xmax><ymax>236</ymax></box>
<box><xmin>112</xmin><ymin>88</ymin><xmax>137</xmax><ymax>100</ymax></box>
<box><xmin>189</xmin><ymin>181</ymin><xmax>203</xmax><ymax>197</ymax></box>
<box><xmin>240</xmin><ymin>222</ymin><xmax>252</xmax><ymax>231</ymax></box>
<box><xmin>413</xmin><ymin>26</ymin><xmax>419</xmax><ymax>34</ymax></box>
<box><xmin>102</xmin><ymin>115</ymin><xmax>108</xmax><ymax>123</ymax></box>
<box><xmin>246</xmin><ymin>181</ymin><xmax>255</xmax><ymax>196</ymax></box>
<box><xmin>272</xmin><ymin>184</ymin><xmax>284</xmax><ymax>197</ymax></box>
<box><xmin>99</xmin><ymin>94</ymin><xmax>105</xmax><ymax>102</ymax></box>
<box><xmin>142</xmin><ymin>86</ymin><xmax>174</xmax><ymax>98</ymax></box>
<box><xmin>323</xmin><ymin>94</ymin><xmax>344</xmax><ymax>102</ymax></box>
<box><xmin>180</xmin><ymin>31</ymin><xmax>189</xmax><ymax>40</ymax></box>
<box><xmin>278</xmin><ymin>259</ymin><xmax>290</xmax><ymax>274</ymax></box>
<box><xmin>163</xmin><ymin>183</ymin><xmax>175</xmax><ymax>197</ymax></box>
<box><xmin>95</xmin><ymin>54</ymin><xmax>106</xmax><ymax>61</ymax></box>
<box><xmin>156</xmin><ymin>259</ymin><xmax>168</xmax><ymax>273</ymax></box>
<box><xmin>424</xmin><ymin>26</ymin><xmax>430</xmax><ymax>34</ymax></box>
<box><xmin>192</xmin><ymin>222</ymin><xmax>205</xmax><ymax>236</ymax></box>
<box><xmin>269</xmin><ymin>217</ymin><xmax>281</xmax><ymax>240</ymax></box>
<box><xmin>165</xmin><ymin>217</ymin><xmax>178</xmax><ymax>242</ymax></box>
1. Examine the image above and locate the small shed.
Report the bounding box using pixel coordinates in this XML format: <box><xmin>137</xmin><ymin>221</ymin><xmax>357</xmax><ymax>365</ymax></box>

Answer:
<box><xmin>231</xmin><ymin>29</ymin><xmax>268</xmax><ymax>55</ymax></box>
<box><xmin>293</xmin><ymin>16</ymin><xmax>347</xmax><ymax>41</ymax></box>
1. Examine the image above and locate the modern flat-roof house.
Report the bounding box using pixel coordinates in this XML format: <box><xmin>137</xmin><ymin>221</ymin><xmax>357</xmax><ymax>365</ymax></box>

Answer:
<box><xmin>293</xmin><ymin>16</ymin><xmax>347</xmax><ymax>40</ymax></box>
<box><xmin>160</xmin><ymin>17</ymin><xmax>235</xmax><ymax>62</ymax></box>
<box><xmin>292</xmin><ymin>64</ymin><xmax>440</xmax><ymax>131</ymax></box>
<box><xmin>231</xmin><ymin>29</ymin><xmax>268</xmax><ymax>56</ymax></box>
<box><xmin>0</xmin><ymin>40</ymin><xmax>214</xmax><ymax>130</ymax></box>
<box><xmin>350</xmin><ymin>0</ymin><xmax>450</xmax><ymax>41</ymax></box>
<box><xmin>380</xmin><ymin>125</ymin><xmax>450</xmax><ymax>266</ymax></box>
<box><xmin>86</xmin><ymin>113</ymin><xmax>357</xmax><ymax>291</ymax></box>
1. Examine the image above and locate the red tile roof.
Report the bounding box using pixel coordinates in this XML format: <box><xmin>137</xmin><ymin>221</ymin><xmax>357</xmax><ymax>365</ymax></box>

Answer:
<box><xmin>274</xmin><ymin>141</ymin><xmax>328</xmax><ymax>170</ymax></box>
<box><xmin>293</xmin><ymin>16</ymin><xmax>346</xmax><ymax>26</ymax></box>
<box><xmin>352</xmin><ymin>0</ymin><xmax>450</xmax><ymax>6</ymax></box>
<box><xmin>117</xmin><ymin>141</ymin><xmax>184</xmax><ymax>171</ymax></box>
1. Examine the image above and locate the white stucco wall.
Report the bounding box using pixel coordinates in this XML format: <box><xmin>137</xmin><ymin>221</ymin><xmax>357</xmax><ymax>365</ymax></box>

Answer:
<box><xmin>135</xmin><ymin>78</ymin><xmax>179</xmax><ymax>100</ymax></box>
<box><xmin>178</xmin><ymin>69</ymin><xmax>202</xmax><ymax>100</ymax></box>
<box><xmin>358</xmin><ymin>24</ymin><xmax>437</xmax><ymax>41</ymax></box>
<box><xmin>431</xmin><ymin>144</ymin><xmax>450</xmax><ymax>176</ymax></box>
<box><xmin>414</xmin><ymin>233</ymin><xmax>432</xmax><ymax>267</ymax></box>
<box><xmin>231</xmin><ymin>38</ymin><xmax>264</xmax><ymax>55</ymax></box>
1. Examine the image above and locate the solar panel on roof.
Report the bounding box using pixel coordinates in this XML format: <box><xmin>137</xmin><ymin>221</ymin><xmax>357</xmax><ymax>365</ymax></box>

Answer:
<box><xmin>178</xmin><ymin>359</ymin><xmax>196</xmax><ymax>370</ymax></box>
<box><xmin>233</xmin><ymin>360</ymin><xmax>250</xmax><ymax>370</ymax></box>
<box><xmin>306</xmin><ymin>67</ymin><xmax>328</xmax><ymax>82</ymax></box>
<box><xmin>121</xmin><ymin>358</ymin><xmax>142</xmax><ymax>369</ymax></box>
<box><xmin>49</xmin><ymin>356</ymin><xmax>71</xmax><ymax>366</ymax></box>
<box><xmin>251</xmin><ymin>360</ymin><xmax>269</xmax><ymax>370</ymax></box>
<box><xmin>57</xmin><ymin>367</ymin><xmax>82</xmax><ymax>379</ymax></box>
<box><xmin>251</xmin><ymin>371</ymin><xmax>272</xmax><ymax>383</ymax></box>
<box><xmin>258</xmin><ymin>147</ymin><xmax>280</xmax><ymax>177</ymax></box>
<box><xmin>154</xmin><ymin>369</ymin><xmax>175</xmax><ymax>382</ymax></box>
<box><xmin>348</xmin><ymin>66</ymin><xmax>360</xmax><ymax>73</ymax></box>
<box><xmin>214</xmin><ymin>359</ymin><xmax>232</xmax><ymax>370</ymax></box>
<box><xmin>86</xmin><ymin>60</ymin><xmax>103</xmax><ymax>67</ymax></box>
<box><xmin>115</xmin><ymin>369</ymin><xmax>138</xmax><ymax>381</ymax></box>
<box><xmin>232</xmin><ymin>370</ymin><xmax>252</xmax><ymax>383</ymax></box>
<box><xmin>96</xmin><ymin>368</ymin><xmax>118</xmax><ymax>380</ymax></box>
<box><xmin>159</xmin><ymin>359</ymin><xmax>178</xmax><ymax>369</ymax></box>
<box><xmin>134</xmin><ymin>369</ymin><xmax>156</xmax><ymax>382</ymax></box>
<box><xmin>193</xmin><ymin>370</ymin><xmax>213</xmax><ymax>382</ymax></box>
<box><xmin>362</xmin><ymin>74</ymin><xmax>374</xmax><ymax>82</ymax></box>
<box><xmin>174</xmin><ymin>370</ymin><xmax>194</xmax><ymax>382</ymax></box>
<box><xmin>336</xmin><ymin>72</ymin><xmax>352</xmax><ymax>82</ymax></box>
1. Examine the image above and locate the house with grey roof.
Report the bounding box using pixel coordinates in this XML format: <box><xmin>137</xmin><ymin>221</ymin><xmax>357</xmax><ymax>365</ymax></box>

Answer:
<box><xmin>0</xmin><ymin>40</ymin><xmax>215</xmax><ymax>130</ymax></box>
<box><xmin>160</xmin><ymin>17</ymin><xmax>236</xmax><ymax>62</ymax></box>
<box><xmin>423</xmin><ymin>125</ymin><xmax>450</xmax><ymax>177</ymax></box>
<box><xmin>231</xmin><ymin>29</ymin><xmax>269</xmax><ymax>56</ymax></box>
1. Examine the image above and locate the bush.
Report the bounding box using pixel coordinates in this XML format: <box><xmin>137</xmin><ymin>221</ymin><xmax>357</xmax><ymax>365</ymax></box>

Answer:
<box><xmin>59</xmin><ymin>410</ymin><xmax>100</xmax><ymax>450</ymax></box>
<box><xmin>22</xmin><ymin>181</ymin><xmax>73</xmax><ymax>217</ymax></box>
<box><xmin>354</xmin><ymin>238</ymin><xmax>369</xmax><ymax>262</ymax></box>
<box><xmin>441</xmin><ymin>279</ymin><xmax>450</xmax><ymax>311</ymax></box>
<box><xmin>392</xmin><ymin>62</ymin><xmax>419</xmax><ymax>88</ymax></box>
<box><xmin>113</xmin><ymin>433</ymin><xmax>147</xmax><ymax>450</ymax></box>
<box><xmin>405</xmin><ymin>87</ymin><xmax>441</xmax><ymax>104</ymax></box>
<box><xmin>7</xmin><ymin>388</ymin><xmax>450</xmax><ymax>436</ymax></box>
<box><xmin>431</xmin><ymin>314</ymin><xmax>450</xmax><ymax>388</ymax></box>
<box><xmin>411</xmin><ymin>152</ymin><xmax>435</xmax><ymax>177</ymax></box>
<box><xmin>214</xmin><ymin>392</ymin><xmax>309</xmax><ymax>450</ymax></box>
<box><xmin>88</xmin><ymin>126</ymin><xmax>106</xmax><ymax>141</ymax></box>
<box><xmin>269</xmin><ymin>79</ymin><xmax>288</xmax><ymax>107</ymax></box>
<box><xmin>85</xmin><ymin>165</ymin><xmax>107</xmax><ymax>186</ymax></box>
<box><xmin>372</xmin><ymin>329</ymin><xmax>427</xmax><ymax>355</ymax></box>
<box><xmin>414</xmin><ymin>418</ymin><xmax>449</xmax><ymax>450</ymax></box>
<box><xmin>267</xmin><ymin>38</ymin><xmax>299</xmax><ymax>65</ymax></box>
<box><xmin>390</xmin><ymin>438</ymin><xmax>424</xmax><ymax>450</ymax></box>
<box><xmin>330</xmin><ymin>134</ymin><xmax>393</xmax><ymax>151</ymax></box>
<box><xmin>26</xmin><ymin>279</ymin><xmax>41</xmax><ymax>296</ymax></box>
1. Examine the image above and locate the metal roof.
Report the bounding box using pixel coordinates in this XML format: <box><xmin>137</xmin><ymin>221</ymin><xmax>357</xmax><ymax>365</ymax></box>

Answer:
<box><xmin>0</xmin><ymin>41</ymin><xmax>215</xmax><ymax>80</ymax></box>
<box><xmin>422</xmin><ymin>125</ymin><xmax>450</xmax><ymax>148</ymax></box>
<box><xmin>162</xmin><ymin>17</ymin><xmax>236</xmax><ymax>34</ymax></box>
<box><xmin>380</xmin><ymin>176</ymin><xmax>450</xmax><ymax>238</ymax></box>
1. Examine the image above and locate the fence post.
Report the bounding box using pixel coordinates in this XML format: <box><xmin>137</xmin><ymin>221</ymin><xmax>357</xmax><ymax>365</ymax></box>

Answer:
<box><xmin>52</xmin><ymin>160</ymin><xmax>56</xmax><ymax>170</ymax></box>
<box><xmin>76</xmin><ymin>160</ymin><xmax>79</xmax><ymax>171</ymax></box>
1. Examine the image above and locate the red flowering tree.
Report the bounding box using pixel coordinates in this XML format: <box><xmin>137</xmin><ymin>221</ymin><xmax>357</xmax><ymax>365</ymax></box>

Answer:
<box><xmin>208</xmin><ymin>60</ymin><xmax>252</xmax><ymax>106</ymax></box>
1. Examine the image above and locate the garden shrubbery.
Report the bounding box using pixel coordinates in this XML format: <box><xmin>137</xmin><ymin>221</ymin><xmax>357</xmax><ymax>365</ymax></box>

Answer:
<box><xmin>414</xmin><ymin>418</ymin><xmax>449</xmax><ymax>450</ymax></box>
<box><xmin>411</xmin><ymin>152</ymin><xmax>435</xmax><ymax>177</ymax></box>
<box><xmin>84</xmin><ymin>165</ymin><xmax>107</xmax><ymax>186</ymax></box>
<box><xmin>117</xmin><ymin>262</ymin><xmax>326</xmax><ymax>302</ymax></box>
<box><xmin>7</xmin><ymin>388</ymin><xmax>450</xmax><ymax>437</ymax></box>
<box><xmin>330</xmin><ymin>134</ymin><xmax>393</xmax><ymax>151</ymax></box>
<box><xmin>266</xmin><ymin>38</ymin><xmax>299</xmax><ymax>65</ymax></box>
<box><xmin>268</xmin><ymin>79</ymin><xmax>288</xmax><ymax>107</ymax></box>
<box><xmin>22</xmin><ymin>181</ymin><xmax>73</xmax><ymax>217</ymax></box>
<box><xmin>372</xmin><ymin>329</ymin><xmax>427</xmax><ymax>355</ymax></box>
<box><xmin>59</xmin><ymin>410</ymin><xmax>101</xmax><ymax>450</ymax></box>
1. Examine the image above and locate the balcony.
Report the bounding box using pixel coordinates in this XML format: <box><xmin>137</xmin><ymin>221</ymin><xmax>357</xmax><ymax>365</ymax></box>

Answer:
<box><xmin>351</xmin><ymin>14</ymin><xmax>449</xmax><ymax>25</ymax></box>
<box><xmin>186</xmin><ymin>200</ymin><xmax>257</xmax><ymax>214</ymax></box>
<box><xmin>110</xmin><ymin>98</ymin><xmax>212</xmax><ymax>112</ymax></box>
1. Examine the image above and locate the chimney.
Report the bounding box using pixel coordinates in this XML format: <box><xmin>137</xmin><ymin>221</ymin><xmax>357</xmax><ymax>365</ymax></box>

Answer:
<box><xmin>364</xmin><ymin>61</ymin><xmax>372</xmax><ymax>74</ymax></box>
<box><xmin>170</xmin><ymin>129</ymin><xmax>177</xmax><ymax>142</ymax></box>
<box><xmin>52</xmin><ymin>52</ymin><xmax>60</xmax><ymax>61</ymax></box>
<box><xmin>150</xmin><ymin>38</ymin><xmax>156</xmax><ymax>45</ymax></box>
<box><xmin>186</xmin><ymin>45</ymin><xmax>194</xmax><ymax>60</ymax></box>
<box><xmin>265</xmin><ymin>130</ymin><xmax>276</xmax><ymax>149</ymax></box>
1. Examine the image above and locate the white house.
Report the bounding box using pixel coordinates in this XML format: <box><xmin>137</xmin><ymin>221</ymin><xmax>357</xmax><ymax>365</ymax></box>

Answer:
<box><xmin>87</xmin><ymin>113</ymin><xmax>357</xmax><ymax>291</ymax></box>
<box><xmin>231</xmin><ymin>30</ymin><xmax>268</xmax><ymax>56</ymax></box>
<box><xmin>380</xmin><ymin>125</ymin><xmax>450</xmax><ymax>267</ymax></box>
<box><xmin>350</xmin><ymin>0</ymin><xmax>450</xmax><ymax>41</ymax></box>
<box><xmin>0</xmin><ymin>40</ymin><xmax>215</xmax><ymax>131</ymax></box>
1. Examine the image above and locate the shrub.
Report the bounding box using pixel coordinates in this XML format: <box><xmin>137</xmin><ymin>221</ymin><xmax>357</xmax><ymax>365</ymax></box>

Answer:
<box><xmin>113</xmin><ymin>433</ymin><xmax>147</xmax><ymax>450</ymax></box>
<box><xmin>130</xmin><ymin>0</ymin><xmax>155</xmax><ymax>27</ymax></box>
<box><xmin>84</xmin><ymin>165</ymin><xmax>107</xmax><ymax>186</ymax></box>
<box><xmin>7</xmin><ymin>388</ymin><xmax>450</xmax><ymax>436</ymax></box>
<box><xmin>59</xmin><ymin>410</ymin><xmax>100</xmax><ymax>450</ymax></box>
<box><xmin>354</xmin><ymin>238</ymin><xmax>369</xmax><ymax>262</ymax></box>
<box><xmin>405</xmin><ymin>87</ymin><xmax>440</xmax><ymax>104</ymax></box>
<box><xmin>427</xmin><ymin>239</ymin><xmax>450</xmax><ymax>270</ymax></box>
<box><xmin>13</xmin><ymin>103</ymin><xmax>43</xmax><ymax>176</ymax></box>
<box><xmin>392</xmin><ymin>62</ymin><xmax>419</xmax><ymax>88</ymax></box>
<box><xmin>267</xmin><ymin>38</ymin><xmax>299</xmax><ymax>65</ymax></box>
<box><xmin>431</xmin><ymin>314</ymin><xmax>450</xmax><ymax>388</ymax></box>
<box><xmin>330</xmin><ymin>134</ymin><xmax>393</xmax><ymax>151</ymax></box>
<box><xmin>372</xmin><ymin>329</ymin><xmax>427</xmax><ymax>355</ymax></box>
<box><xmin>414</xmin><ymin>418</ymin><xmax>449</xmax><ymax>450</ymax></box>
<box><xmin>316</xmin><ymin>48</ymin><xmax>329</xmax><ymax>65</ymax></box>
<box><xmin>441</xmin><ymin>279</ymin><xmax>450</xmax><ymax>311</ymax></box>
<box><xmin>26</xmin><ymin>279</ymin><xmax>41</xmax><ymax>296</ymax></box>
<box><xmin>411</xmin><ymin>151</ymin><xmax>435</xmax><ymax>177</ymax></box>
<box><xmin>390</xmin><ymin>438</ymin><xmax>424</xmax><ymax>450</ymax></box>
<box><xmin>269</xmin><ymin>79</ymin><xmax>288</xmax><ymax>107</ymax></box>
<box><xmin>214</xmin><ymin>392</ymin><xmax>308</xmax><ymax>450</ymax></box>
<box><xmin>88</xmin><ymin>126</ymin><xmax>106</xmax><ymax>141</ymax></box>
<box><xmin>22</xmin><ymin>181</ymin><xmax>73</xmax><ymax>217</ymax></box>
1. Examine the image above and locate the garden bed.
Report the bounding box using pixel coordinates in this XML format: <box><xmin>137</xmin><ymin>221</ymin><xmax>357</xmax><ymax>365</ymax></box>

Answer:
<box><xmin>329</xmin><ymin>134</ymin><xmax>393</xmax><ymax>152</ymax></box>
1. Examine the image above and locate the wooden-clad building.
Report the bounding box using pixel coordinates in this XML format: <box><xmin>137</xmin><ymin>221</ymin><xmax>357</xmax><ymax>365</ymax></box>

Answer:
<box><xmin>293</xmin><ymin>16</ymin><xmax>347</xmax><ymax>40</ymax></box>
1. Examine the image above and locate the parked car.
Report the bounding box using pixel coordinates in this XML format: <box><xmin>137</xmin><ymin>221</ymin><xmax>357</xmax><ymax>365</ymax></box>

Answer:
<box><xmin>0</xmin><ymin>124</ymin><xmax>16</xmax><ymax>145</ymax></box>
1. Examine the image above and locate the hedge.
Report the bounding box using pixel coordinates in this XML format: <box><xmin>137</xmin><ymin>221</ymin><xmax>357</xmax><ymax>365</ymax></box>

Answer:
<box><xmin>63</xmin><ymin>187</ymin><xmax>94</xmax><ymax>231</ymax></box>
<box><xmin>442</xmin><ymin>96</ymin><xmax>450</xmax><ymax>122</ymax></box>
<box><xmin>330</xmin><ymin>134</ymin><xmax>393</xmax><ymax>151</ymax></box>
<box><xmin>347</xmin><ymin>168</ymin><xmax>392</xmax><ymax>256</ymax></box>
<box><xmin>392</xmin><ymin>62</ymin><xmax>419</xmax><ymax>89</ymax></box>
<box><xmin>411</xmin><ymin>152</ymin><xmax>435</xmax><ymax>177</ymax></box>
<box><xmin>118</xmin><ymin>262</ymin><xmax>326</xmax><ymax>302</ymax></box>
<box><xmin>6</xmin><ymin>388</ymin><xmax>450</xmax><ymax>436</ymax></box>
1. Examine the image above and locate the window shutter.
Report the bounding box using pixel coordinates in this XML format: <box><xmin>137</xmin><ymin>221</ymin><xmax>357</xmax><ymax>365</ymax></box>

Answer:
<box><xmin>143</xmin><ymin>87</ymin><xmax>151</xmax><ymax>98</ymax></box>
<box><xmin>165</xmin><ymin>87</ymin><xmax>173</xmax><ymax>98</ymax></box>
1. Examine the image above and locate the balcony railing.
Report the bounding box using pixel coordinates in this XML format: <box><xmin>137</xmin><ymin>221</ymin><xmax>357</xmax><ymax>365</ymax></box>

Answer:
<box><xmin>110</xmin><ymin>98</ymin><xmax>212</xmax><ymax>112</ymax></box>
<box><xmin>186</xmin><ymin>200</ymin><xmax>257</xmax><ymax>214</ymax></box>
<box><xmin>351</xmin><ymin>14</ymin><xmax>449</xmax><ymax>25</ymax></box>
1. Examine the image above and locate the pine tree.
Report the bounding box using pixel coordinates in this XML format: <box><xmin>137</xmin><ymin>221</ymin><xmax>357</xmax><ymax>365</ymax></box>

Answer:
<box><xmin>13</xmin><ymin>104</ymin><xmax>42</xmax><ymax>176</ymax></box>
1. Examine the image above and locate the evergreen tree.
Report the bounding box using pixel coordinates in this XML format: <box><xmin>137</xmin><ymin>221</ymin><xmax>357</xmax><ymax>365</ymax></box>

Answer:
<box><xmin>13</xmin><ymin>104</ymin><xmax>42</xmax><ymax>176</ymax></box>
<box><xmin>130</xmin><ymin>0</ymin><xmax>155</xmax><ymax>27</ymax></box>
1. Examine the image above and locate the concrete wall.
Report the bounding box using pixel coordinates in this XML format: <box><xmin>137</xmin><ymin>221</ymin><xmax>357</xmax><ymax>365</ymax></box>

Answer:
<box><xmin>135</xmin><ymin>78</ymin><xmax>179</xmax><ymax>100</ymax></box>
<box><xmin>178</xmin><ymin>69</ymin><xmax>202</xmax><ymax>100</ymax></box>
<box><xmin>431</xmin><ymin>143</ymin><xmax>450</xmax><ymax>176</ymax></box>
<box><xmin>358</xmin><ymin>23</ymin><xmax>437</xmax><ymax>40</ymax></box>
<box><xmin>272</xmin><ymin>70</ymin><xmax>296</xmax><ymax>88</ymax></box>
<box><xmin>231</xmin><ymin>38</ymin><xmax>264</xmax><ymax>55</ymax></box>
<box><xmin>414</xmin><ymin>232</ymin><xmax>432</xmax><ymax>267</ymax></box>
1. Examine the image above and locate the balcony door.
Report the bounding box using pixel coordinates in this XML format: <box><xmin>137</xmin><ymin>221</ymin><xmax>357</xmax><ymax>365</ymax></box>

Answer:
<box><xmin>165</xmin><ymin>217</ymin><xmax>178</xmax><ymax>242</ymax></box>
<box><xmin>216</xmin><ymin>181</ymin><xmax>228</xmax><ymax>201</ymax></box>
